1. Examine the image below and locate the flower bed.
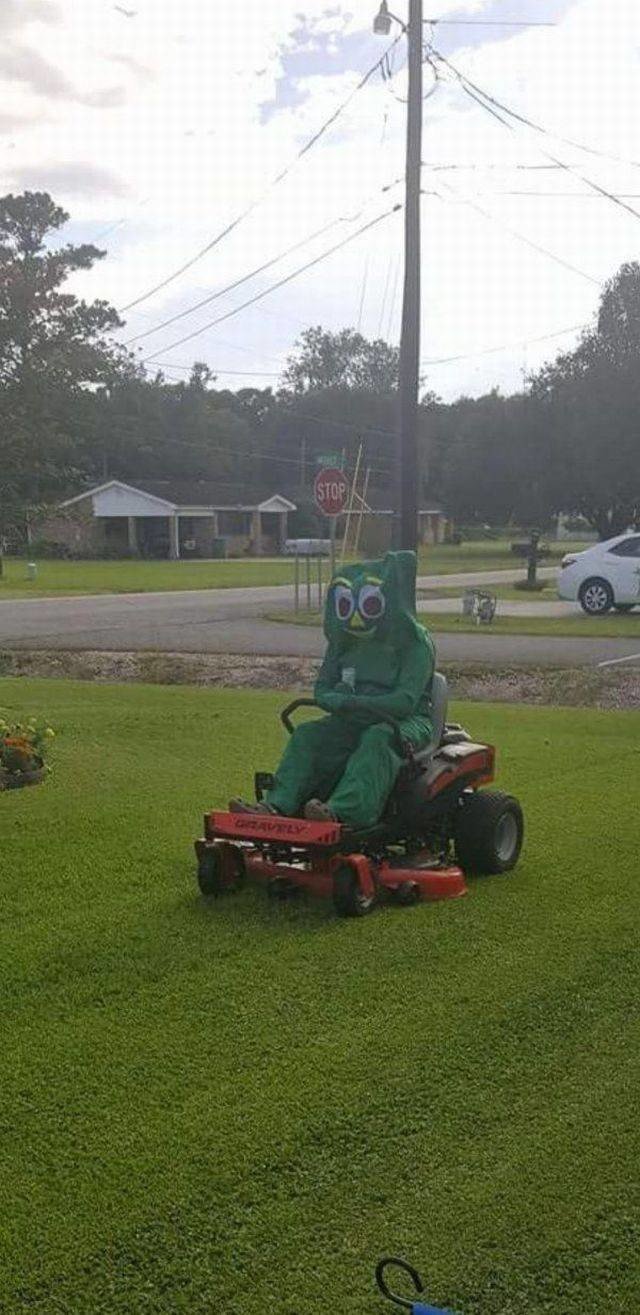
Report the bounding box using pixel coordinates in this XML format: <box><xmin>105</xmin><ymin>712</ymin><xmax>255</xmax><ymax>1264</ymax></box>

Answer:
<box><xmin>0</xmin><ymin>714</ymin><xmax>55</xmax><ymax>791</ymax></box>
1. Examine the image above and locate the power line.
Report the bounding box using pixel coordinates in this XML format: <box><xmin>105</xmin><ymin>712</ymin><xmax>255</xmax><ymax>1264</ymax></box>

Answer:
<box><xmin>430</xmin><ymin>179</ymin><xmax>600</xmax><ymax>285</ymax></box>
<box><xmin>425</xmin><ymin>17</ymin><xmax>557</xmax><ymax>25</ymax></box>
<box><xmin>423</xmin><ymin>161</ymin><xmax>564</xmax><ymax>171</ymax></box>
<box><xmin>126</xmin><ymin>218</ymin><xmax>344</xmax><ymax>347</ymax></box>
<box><xmin>151</xmin><ymin>363</ymin><xmax>281</xmax><ymax>377</ymax></box>
<box><xmin>431</xmin><ymin>42</ymin><xmax>640</xmax><ymax>186</ymax></box>
<box><xmin>142</xmin><ymin>204</ymin><xmax>403</xmax><ymax>363</ymax></box>
<box><xmin>458</xmin><ymin>77</ymin><xmax>640</xmax><ymax>226</ymax></box>
<box><xmin>125</xmin><ymin>178</ymin><xmax>404</xmax><ymax>347</ymax></box>
<box><xmin>117</xmin><ymin>30</ymin><xmax>404</xmax><ymax>315</ymax></box>
<box><xmin>459</xmin><ymin>190</ymin><xmax>640</xmax><ymax>198</ymax></box>
<box><xmin>421</xmin><ymin>322</ymin><xmax>586</xmax><ymax>366</ymax></box>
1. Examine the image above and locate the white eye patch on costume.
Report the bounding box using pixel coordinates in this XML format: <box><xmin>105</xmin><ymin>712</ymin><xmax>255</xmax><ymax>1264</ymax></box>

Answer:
<box><xmin>357</xmin><ymin>584</ymin><xmax>386</xmax><ymax>621</ymax></box>
<box><xmin>333</xmin><ymin>583</ymin><xmax>386</xmax><ymax>623</ymax></box>
<box><xmin>334</xmin><ymin>584</ymin><xmax>355</xmax><ymax>621</ymax></box>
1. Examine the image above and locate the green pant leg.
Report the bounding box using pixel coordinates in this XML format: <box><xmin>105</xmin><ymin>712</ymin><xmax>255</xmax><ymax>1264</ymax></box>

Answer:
<box><xmin>267</xmin><ymin>715</ymin><xmax>358</xmax><ymax>816</ymax></box>
<box><xmin>326</xmin><ymin>722</ymin><xmax>400</xmax><ymax>829</ymax></box>
<box><xmin>327</xmin><ymin>715</ymin><xmax>433</xmax><ymax>829</ymax></box>
<box><xmin>398</xmin><ymin>712</ymin><xmax>433</xmax><ymax>748</ymax></box>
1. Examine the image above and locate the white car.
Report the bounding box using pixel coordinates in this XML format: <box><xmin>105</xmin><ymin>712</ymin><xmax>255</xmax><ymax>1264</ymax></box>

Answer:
<box><xmin>558</xmin><ymin>533</ymin><xmax>640</xmax><ymax>614</ymax></box>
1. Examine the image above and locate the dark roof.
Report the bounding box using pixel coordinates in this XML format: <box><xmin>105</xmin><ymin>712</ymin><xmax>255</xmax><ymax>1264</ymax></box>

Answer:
<box><xmin>362</xmin><ymin>485</ymin><xmax>444</xmax><ymax>514</ymax></box>
<box><xmin>131</xmin><ymin>479</ymin><xmax>297</xmax><ymax>507</ymax></box>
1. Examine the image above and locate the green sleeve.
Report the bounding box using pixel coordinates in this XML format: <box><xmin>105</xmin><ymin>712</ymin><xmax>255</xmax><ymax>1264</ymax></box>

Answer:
<box><xmin>314</xmin><ymin>647</ymin><xmax>346</xmax><ymax>710</ymax></box>
<box><xmin>350</xmin><ymin>628</ymin><xmax>434</xmax><ymax>722</ymax></box>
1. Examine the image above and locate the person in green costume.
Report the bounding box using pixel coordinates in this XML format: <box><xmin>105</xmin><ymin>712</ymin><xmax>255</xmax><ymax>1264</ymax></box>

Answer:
<box><xmin>230</xmin><ymin>551</ymin><xmax>436</xmax><ymax>829</ymax></box>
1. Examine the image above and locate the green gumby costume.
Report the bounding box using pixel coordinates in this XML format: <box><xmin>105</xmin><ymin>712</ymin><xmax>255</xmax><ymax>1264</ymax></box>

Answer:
<box><xmin>267</xmin><ymin>550</ymin><xmax>436</xmax><ymax>828</ymax></box>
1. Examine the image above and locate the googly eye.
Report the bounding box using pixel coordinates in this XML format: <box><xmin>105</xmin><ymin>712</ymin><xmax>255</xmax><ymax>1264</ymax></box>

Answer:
<box><xmin>334</xmin><ymin>584</ymin><xmax>355</xmax><ymax>621</ymax></box>
<box><xmin>358</xmin><ymin>584</ymin><xmax>386</xmax><ymax>621</ymax></box>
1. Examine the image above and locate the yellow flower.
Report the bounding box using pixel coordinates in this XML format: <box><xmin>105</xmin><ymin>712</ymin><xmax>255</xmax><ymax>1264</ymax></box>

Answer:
<box><xmin>45</xmin><ymin>728</ymin><xmax>55</xmax><ymax>739</ymax></box>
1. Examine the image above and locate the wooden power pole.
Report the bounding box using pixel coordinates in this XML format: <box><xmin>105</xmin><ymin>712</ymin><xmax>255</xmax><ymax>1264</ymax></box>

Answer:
<box><xmin>397</xmin><ymin>0</ymin><xmax>423</xmax><ymax>551</ymax></box>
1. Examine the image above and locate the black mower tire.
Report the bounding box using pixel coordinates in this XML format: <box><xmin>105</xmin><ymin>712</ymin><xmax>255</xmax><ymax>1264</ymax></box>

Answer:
<box><xmin>197</xmin><ymin>844</ymin><xmax>245</xmax><ymax>898</ymax></box>
<box><xmin>454</xmin><ymin>790</ymin><xmax>524</xmax><ymax>875</ymax></box>
<box><xmin>393</xmin><ymin>880</ymin><xmax>420</xmax><ymax>907</ymax></box>
<box><xmin>197</xmin><ymin>849</ymin><xmax>223</xmax><ymax>897</ymax></box>
<box><xmin>332</xmin><ymin>865</ymin><xmax>376</xmax><ymax>918</ymax></box>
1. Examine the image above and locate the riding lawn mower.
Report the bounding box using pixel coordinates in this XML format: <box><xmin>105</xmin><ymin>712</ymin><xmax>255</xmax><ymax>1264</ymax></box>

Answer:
<box><xmin>194</xmin><ymin>674</ymin><xmax>524</xmax><ymax>917</ymax></box>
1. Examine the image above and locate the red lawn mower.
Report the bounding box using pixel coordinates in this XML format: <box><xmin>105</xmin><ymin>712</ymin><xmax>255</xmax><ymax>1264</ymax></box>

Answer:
<box><xmin>194</xmin><ymin>674</ymin><xmax>524</xmax><ymax>917</ymax></box>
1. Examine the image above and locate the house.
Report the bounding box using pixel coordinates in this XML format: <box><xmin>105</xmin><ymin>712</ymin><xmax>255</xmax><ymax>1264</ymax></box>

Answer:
<box><xmin>39</xmin><ymin>479</ymin><xmax>297</xmax><ymax>558</ymax></box>
<box><xmin>353</xmin><ymin>494</ymin><xmax>450</xmax><ymax>555</ymax></box>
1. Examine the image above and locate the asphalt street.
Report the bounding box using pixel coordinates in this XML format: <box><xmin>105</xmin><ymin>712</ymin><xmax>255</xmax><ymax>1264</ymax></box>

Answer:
<box><xmin>1</xmin><ymin>570</ymin><xmax>639</xmax><ymax>666</ymax></box>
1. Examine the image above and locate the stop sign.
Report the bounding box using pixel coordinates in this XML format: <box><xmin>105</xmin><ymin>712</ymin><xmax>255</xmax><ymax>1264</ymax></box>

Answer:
<box><xmin>314</xmin><ymin>466</ymin><xmax>350</xmax><ymax>517</ymax></box>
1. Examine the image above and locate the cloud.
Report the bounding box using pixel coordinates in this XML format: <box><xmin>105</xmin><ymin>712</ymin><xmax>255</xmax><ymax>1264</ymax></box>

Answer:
<box><xmin>4</xmin><ymin>0</ymin><xmax>639</xmax><ymax>403</ymax></box>
<box><xmin>82</xmin><ymin>86</ymin><xmax>128</xmax><ymax>109</ymax></box>
<box><xmin>12</xmin><ymin>161</ymin><xmax>130</xmax><ymax>199</ymax></box>
<box><xmin>0</xmin><ymin>39</ymin><xmax>127</xmax><ymax>108</ymax></box>
<box><xmin>0</xmin><ymin>0</ymin><xmax>60</xmax><ymax>37</ymax></box>
<box><xmin>0</xmin><ymin>42</ymin><xmax>73</xmax><ymax>99</ymax></box>
<box><xmin>109</xmin><ymin>53</ymin><xmax>154</xmax><ymax>80</ymax></box>
<box><xmin>0</xmin><ymin>110</ymin><xmax>43</xmax><ymax>134</ymax></box>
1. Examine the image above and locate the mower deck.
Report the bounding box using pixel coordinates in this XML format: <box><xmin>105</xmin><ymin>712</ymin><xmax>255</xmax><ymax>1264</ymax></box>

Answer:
<box><xmin>195</xmin><ymin>809</ymin><xmax>467</xmax><ymax>907</ymax></box>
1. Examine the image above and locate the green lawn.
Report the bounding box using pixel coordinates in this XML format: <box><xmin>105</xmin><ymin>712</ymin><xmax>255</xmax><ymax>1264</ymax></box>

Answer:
<box><xmin>419</xmin><ymin>584</ymin><xmax>561</xmax><ymax>603</ymax></box>
<box><xmin>266</xmin><ymin>608</ymin><xmax>640</xmax><ymax>639</ymax></box>
<box><xmin>0</xmin><ymin>540</ymin><xmax>575</xmax><ymax>598</ymax></box>
<box><xmin>1</xmin><ymin>678</ymin><xmax>639</xmax><ymax>1314</ymax></box>
<box><xmin>0</xmin><ymin>556</ymin><xmax>298</xmax><ymax>598</ymax></box>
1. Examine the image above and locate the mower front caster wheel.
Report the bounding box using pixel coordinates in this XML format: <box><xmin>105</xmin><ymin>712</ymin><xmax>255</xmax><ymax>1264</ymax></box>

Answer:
<box><xmin>392</xmin><ymin>880</ymin><xmax>420</xmax><ymax>907</ymax></box>
<box><xmin>197</xmin><ymin>844</ymin><xmax>246</xmax><ymax>898</ymax></box>
<box><xmin>332</xmin><ymin>865</ymin><xmax>376</xmax><ymax>918</ymax></box>
<box><xmin>454</xmin><ymin>790</ymin><xmax>524</xmax><ymax>875</ymax></box>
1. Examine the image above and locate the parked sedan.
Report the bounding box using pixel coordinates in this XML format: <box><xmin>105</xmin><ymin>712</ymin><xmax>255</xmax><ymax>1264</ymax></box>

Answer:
<box><xmin>558</xmin><ymin>533</ymin><xmax>640</xmax><ymax>614</ymax></box>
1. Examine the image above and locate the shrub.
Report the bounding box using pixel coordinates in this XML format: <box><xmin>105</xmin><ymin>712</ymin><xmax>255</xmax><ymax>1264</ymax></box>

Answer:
<box><xmin>0</xmin><ymin>713</ymin><xmax>55</xmax><ymax>787</ymax></box>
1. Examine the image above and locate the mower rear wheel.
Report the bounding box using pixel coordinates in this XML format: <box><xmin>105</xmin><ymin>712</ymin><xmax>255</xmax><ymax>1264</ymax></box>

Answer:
<box><xmin>454</xmin><ymin>790</ymin><xmax>523</xmax><ymax>875</ymax></box>
<box><xmin>332</xmin><ymin>864</ymin><xmax>375</xmax><ymax>918</ymax></box>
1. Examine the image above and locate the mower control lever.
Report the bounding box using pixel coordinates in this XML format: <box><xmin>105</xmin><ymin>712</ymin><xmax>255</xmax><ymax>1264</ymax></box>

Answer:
<box><xmin>280</xmin><ymin>698</ymin><xmax>413</xmax><ymax>757</ymax></box>
<box><xmin>280</xmin><ymin>699</ymin><xmax>318</xmax><ymax>735</ymax></box>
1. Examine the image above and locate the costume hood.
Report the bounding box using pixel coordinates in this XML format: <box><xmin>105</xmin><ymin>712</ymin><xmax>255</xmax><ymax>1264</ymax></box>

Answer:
<box><xmin>324</xmin><ymin>550</ymin><xmax>418</xmax><ymax>647</ymax></box>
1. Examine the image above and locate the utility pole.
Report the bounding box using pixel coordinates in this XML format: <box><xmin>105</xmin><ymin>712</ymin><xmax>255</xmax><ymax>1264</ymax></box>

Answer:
<box><xmin>374</xmin><ymin>0</ymin><xmax>423</xmax><ymax>552</ymax></box>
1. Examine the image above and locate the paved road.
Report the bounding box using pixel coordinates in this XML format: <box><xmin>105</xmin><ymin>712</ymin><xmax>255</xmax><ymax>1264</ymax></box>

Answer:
<box><xmin>1</xmin><ymin>573</ymin><xmax>639</xmax><ymax>667</ymax></box>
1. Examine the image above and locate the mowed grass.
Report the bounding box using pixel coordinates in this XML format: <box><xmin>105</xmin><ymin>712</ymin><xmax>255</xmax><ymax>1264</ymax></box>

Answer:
<box><xmin>0</xmin><ymin>540</ymin><xmax>578</xmax><ymax>598</ymax></box>
<box><xmin>418</xmin><ymin>584</ymin><xmax>561</xmax><ymax>602</ymax></box>
<box><xmin>1</xmin><ymin>679</ymin><xmax>639</xmax><ymax>1315</ymax></box>
<box><xmin>266</xmin><ymin>608</ymin><xmax>640</xmax><ymax>639</ymax></box>
<box><xmin>0</xmin><ymin>556</ymin><xmax>297</xmax><ymax>597</ymax></box>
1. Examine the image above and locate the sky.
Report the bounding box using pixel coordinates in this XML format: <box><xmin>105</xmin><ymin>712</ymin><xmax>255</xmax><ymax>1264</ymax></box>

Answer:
<box><xmin>3</xmin><ymin>0</ymin><xmax>640</xmax><ymax>400</ymax></box>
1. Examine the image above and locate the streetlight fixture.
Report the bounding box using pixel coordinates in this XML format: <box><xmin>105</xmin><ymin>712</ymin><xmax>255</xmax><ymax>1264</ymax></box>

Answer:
<box><xmin>373</xmin><ymin>1</ymin><xmax>392</xmax><ymax>35</ymax></box>
<box><xmin>373</xmin><ymin>0</ymin><xmax>423</xmax><ymax>552</ymax></box>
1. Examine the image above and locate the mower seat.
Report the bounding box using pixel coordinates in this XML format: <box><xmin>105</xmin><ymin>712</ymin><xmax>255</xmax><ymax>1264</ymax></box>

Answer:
<box><xmin>408</xmin><ymin>670</ymin><xmax>448</xmax><ymax>769</ymax></box>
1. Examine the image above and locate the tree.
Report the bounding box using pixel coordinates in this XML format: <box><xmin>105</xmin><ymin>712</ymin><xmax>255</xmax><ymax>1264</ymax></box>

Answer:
<box><xmin>531</xmin><ymin>263</ymin><xmax>640</xmax><ymax>538</ymax></box>
<box><xmin>89</xmin><ymin>372</ymin><xmax>254</xmax><ymax>489</ymax></box>
<box><xmin>0</xmin><ymin>191</ymin><xmax>136</xmax><ymax>540</ymax></box>
<box><xmin>436</xmin><ymin>391</ymin><xmax>555</xmax><ymax>529</ymax></box>
<box><xmin>282</xmin><ymin>326</ymin><xmax>400</xmax><ymax>394</ymax></box>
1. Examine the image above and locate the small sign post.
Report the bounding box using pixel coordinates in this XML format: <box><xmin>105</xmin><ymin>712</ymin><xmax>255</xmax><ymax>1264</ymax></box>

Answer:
<box><xmin>314</xmin><ymin>466</ymin><xmax>350</xmax><ymax>580</ymax></box>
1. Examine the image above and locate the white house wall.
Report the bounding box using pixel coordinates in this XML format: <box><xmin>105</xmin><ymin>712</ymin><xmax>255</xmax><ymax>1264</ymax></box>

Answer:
<box><xmin>92</xmin><ymin>486</ymin><xmax>175</xmax><ymax>518</ymax></box>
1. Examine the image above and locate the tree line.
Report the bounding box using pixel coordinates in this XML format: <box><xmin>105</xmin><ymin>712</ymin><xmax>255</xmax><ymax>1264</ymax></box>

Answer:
<box><xmin>1</xmin><ymin>190</ymin><xmax>639</xmax><ymax>546</ymax></box>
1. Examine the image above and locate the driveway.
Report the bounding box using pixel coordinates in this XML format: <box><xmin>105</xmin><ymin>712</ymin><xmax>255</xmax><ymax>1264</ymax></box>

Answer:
<box><xmin>1</xmin><ymin>573</ymin><xmax>639</xmax><ymax>667</ymax></box>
